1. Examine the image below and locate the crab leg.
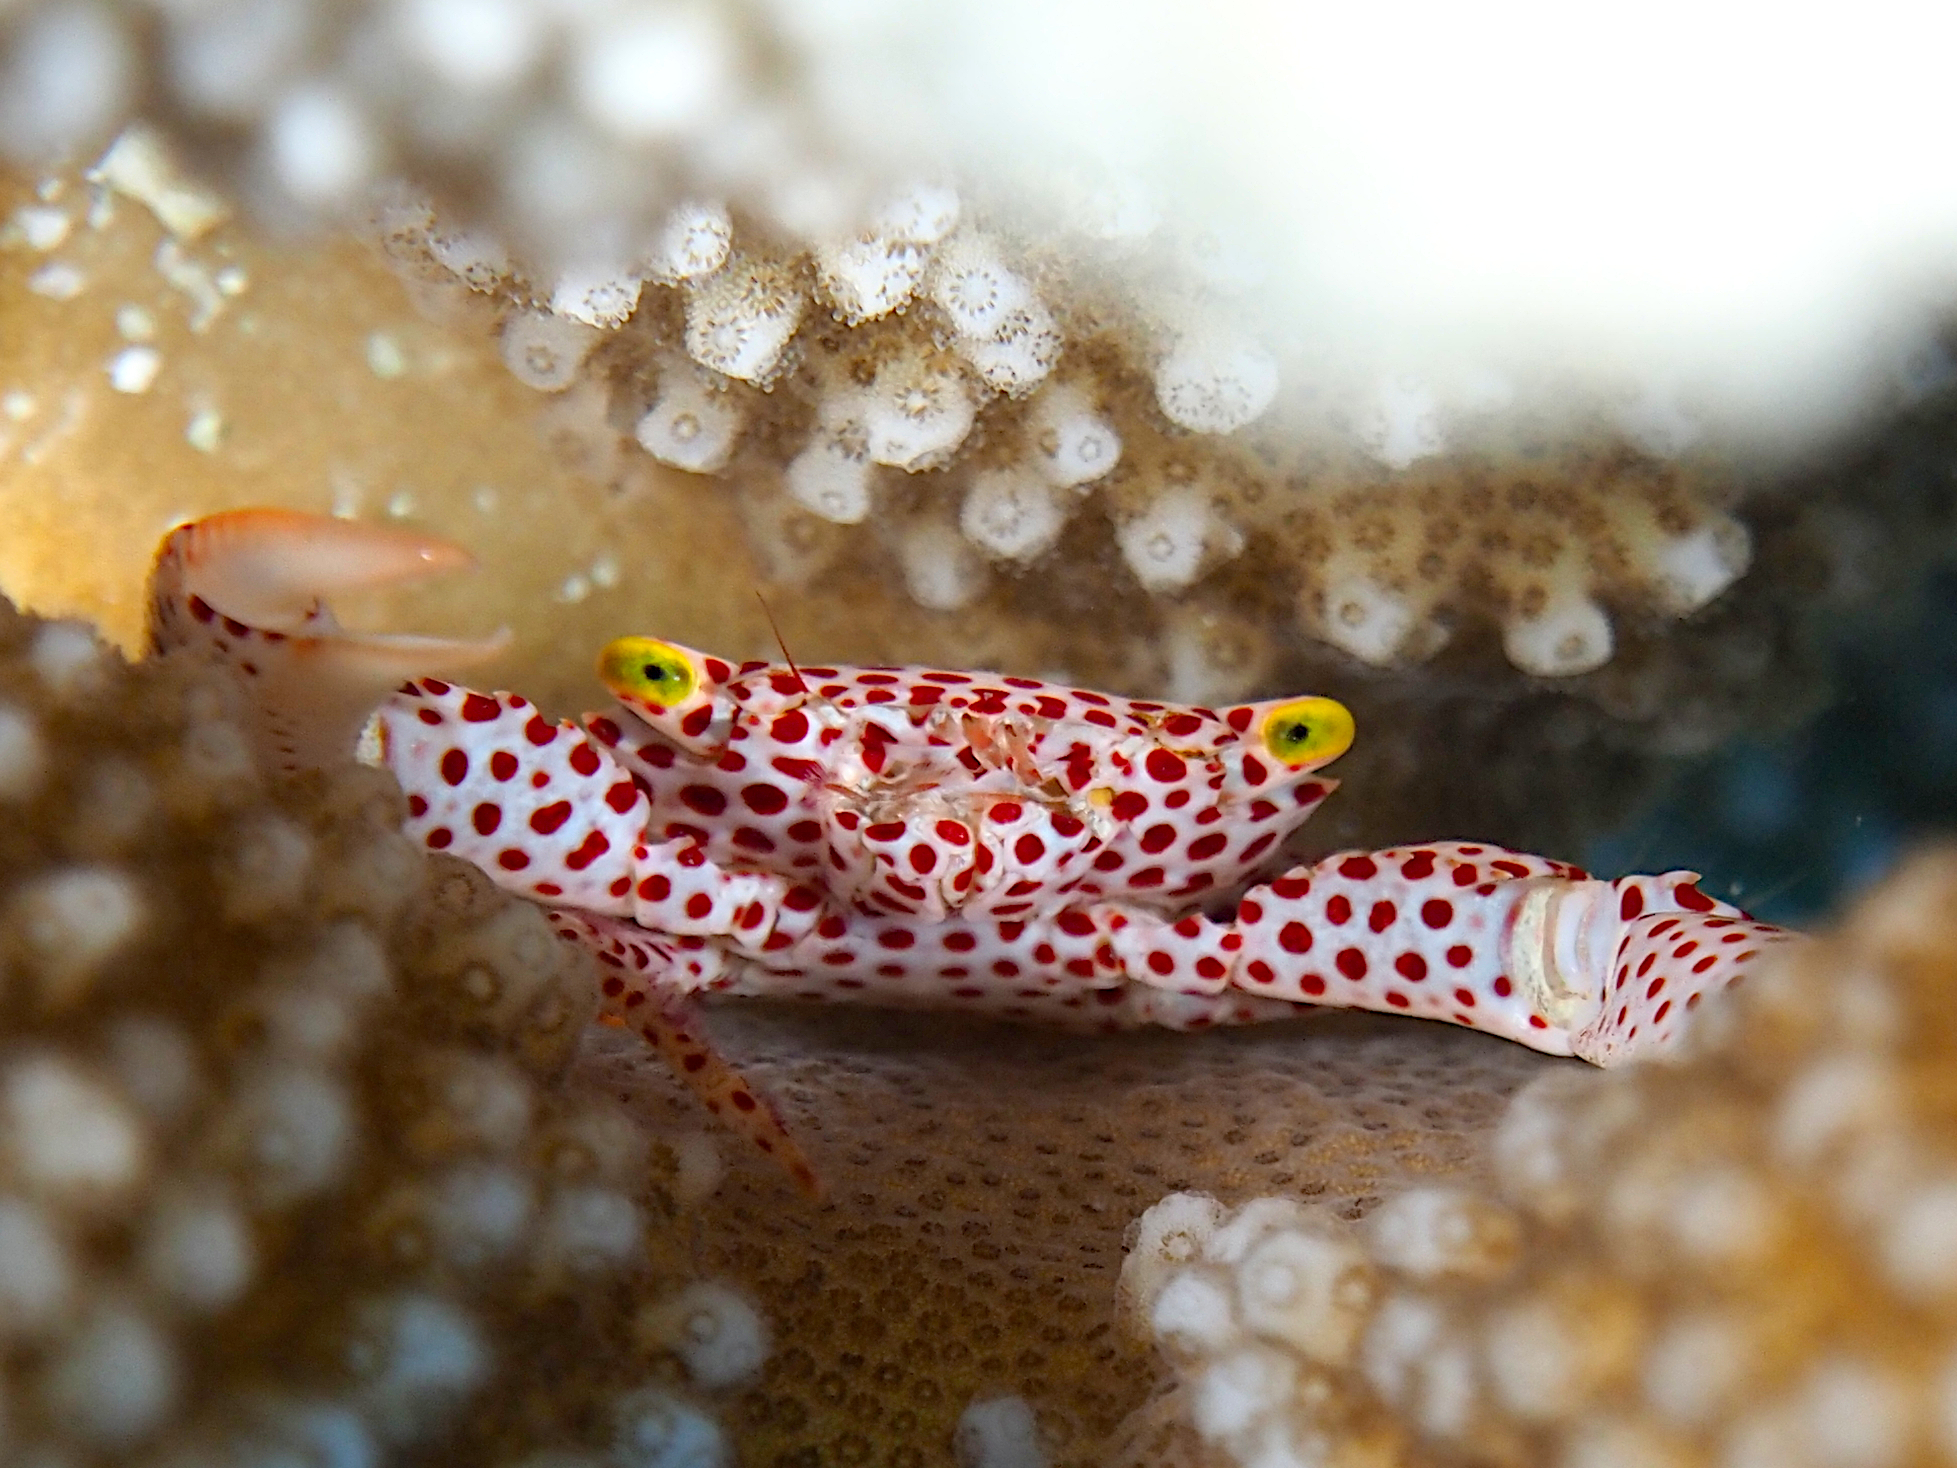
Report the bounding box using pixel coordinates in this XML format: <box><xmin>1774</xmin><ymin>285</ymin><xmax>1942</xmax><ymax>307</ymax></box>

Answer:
<box><xmin>542</xmin><ymin>908</ymin><xmax>823</xmax><ymax>1199</ymax></box>
<box><xmin>1104</xmin><ymin>841</ymin><xmax>1795</xmax><ymax>1063</ymax></box>
<box><xmin>148</xmin><ymin>509</ymin><xmax>510</xmax><ymax>775</ymax></box>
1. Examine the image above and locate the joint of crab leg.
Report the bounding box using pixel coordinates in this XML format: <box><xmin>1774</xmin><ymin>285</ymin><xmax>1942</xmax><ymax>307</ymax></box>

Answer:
<box><xmin>1502</xmin><ymin>877</ymin><xmax>1617</xmax><ymax>1032</ymax></box>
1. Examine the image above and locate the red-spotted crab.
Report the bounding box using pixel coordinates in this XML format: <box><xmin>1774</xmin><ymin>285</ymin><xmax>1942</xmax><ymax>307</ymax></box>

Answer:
<box><xmin>150</xmin><ymin>510</ymin><xmax>1796</xmax><ymax>1194</ymax></box>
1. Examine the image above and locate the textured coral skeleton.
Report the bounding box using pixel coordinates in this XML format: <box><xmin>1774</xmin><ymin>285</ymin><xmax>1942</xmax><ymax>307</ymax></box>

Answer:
<box><xmin>149</xmin><ymin>508</ymin><xmax>1796</xmax><ymax>1193</ymax></box>
<box><xmin>1114</xmin><ymin>847</ymin><xmax>1957</xmax><ymax>1468</ymax></box>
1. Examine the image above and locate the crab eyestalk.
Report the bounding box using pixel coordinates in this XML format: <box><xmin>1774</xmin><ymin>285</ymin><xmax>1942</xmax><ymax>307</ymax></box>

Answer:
<box><xmin>147</xmin><ymin>509</ymin><xmax>509</xmax><ymax>776</ymax></box>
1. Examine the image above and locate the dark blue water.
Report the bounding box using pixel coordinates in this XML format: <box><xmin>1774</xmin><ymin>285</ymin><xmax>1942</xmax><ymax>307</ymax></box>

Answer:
<box><xmin>1587</xmin><ymin>569</ymin><xmax>1957</xmax><ymax>925</ymax></box>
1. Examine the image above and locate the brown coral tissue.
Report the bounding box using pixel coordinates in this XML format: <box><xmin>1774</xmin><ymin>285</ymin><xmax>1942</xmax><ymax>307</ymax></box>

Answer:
<box><xmin>1117</xmin><ymin>846</ymin><xmax>1957</xmax><ymax>1468</ymax></box>
<box><xmin>0</xmin><ymin>597</ymin><xmax>769</xmax><ymax>1466</ymax></box>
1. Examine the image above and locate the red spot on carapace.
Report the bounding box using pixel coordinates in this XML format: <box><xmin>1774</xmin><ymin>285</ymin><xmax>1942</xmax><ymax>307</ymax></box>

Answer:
<box><xmin>1145</xmin><ymin>749</ymin><xmax>1187</xmax><ymax>783</ymax></box>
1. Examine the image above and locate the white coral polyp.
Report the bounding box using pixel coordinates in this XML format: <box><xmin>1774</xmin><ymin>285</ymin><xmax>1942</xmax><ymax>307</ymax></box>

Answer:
<box><xmin>1358</xmin><ymin>376</ymin><xmax>1448</xmax><ymax>469</ymax></box>
<box><xmin>570</xmin><ymin>5</ymin><xmax>735</xmax><ymax>141</ymax></box>
<box><xmin>501</xmin><ymin>310</ymin><xmax>600</xmax><ymax>392</ymax></box>
<box><xmin>861</xmin><ymin>352</ymin><xmax>976</xmax><ymax>470</ymax></box>
<box><xmin>1030</xmin><ymin>386</ymin><xmax>1121</xmax><ymax>488</ymax></box>
<box><xmin>4</xmin><ymin>1055</ymin><xmax>148</xmax><ymax>1205</ymax></box>
<box><xmin>650</xmin><ymin>201</ymin><xmax>732</xmax><ymax>281</ymax></box>
<box><xmin>929</xmin><ymin>235</ymin><xmax>1034</xmax><ymax>339</ymax></box>
<box><xmin>683</xmin><ymin>260</ymin><xmax>802</xmax><ymax>384</ymax></box>
<box><xmin>1503</xmin><ymin>592</ymin><xmax>1615</xmax><ymax>677</ymax></box>
<box><xmin>637</xmin><ymin>1281</ymin><xmax>770</xmax><ymax>1390</ymax></box>
<box><xmin>786</xmin><ymin>429</ymin><xmax>873</xmax><ymax>524</ymax></box>
<box><xmin>396</xmin><ymin>0</ymin><xmax>543</xmax><ymax>93</ymax></box>
<box><xmin>817</xmin><ymin>235</ymin><xmax>925</xmax><ymax>324</ymax></box>
<box><xmin>956</xmin><ymin>301</ymin><xmax>1060</xmax><ymax>395</ymax></box>
<box><xmin>636</xmin><ymin>372</ymin><xmax>742</xmax><ymax>474</ymax></box>
<box><xmin>960</xmin><ymin>470</ymin><xmax>1065</xmax><ymax>562</ymax></box>
<box><xmin>899</xmin><ymin>523</ymin><xmax>986</xmax><ymax>611</ymax></box>
<box><xmin>263</xmin><ymin>82</ymin><xmax>380</xmax><ymax>209</ymax></box>
<box><xmin>875</xmin><ymin>183</ymin><xmax>960</xmax><ymax>245</ymax></box>
<box><xmin>1308</xmin><ymin>570</ymin><xmax>1440</xmax><ymax>667</ymax></box>
<box><xmin>1648</xmin><ymin>515</ymin><xmax>1752</xmax><ymax>614</ymax></box>
<box><xmin>551</xmin><ymin>263</ymin><xmax>644</xmax><ymax>330</ymax></box>
<box><xmin>1234</xmin><ymin>1227</ymin><xmax>1376</xmax><ymax>1366</ymax></box>
<box><xmin>1154</xmin><ymin>335</ymin><xmax>1279</xmax><ymax>434</ymax></box>
<box><xmin>1116</xmin><ymin>491</ymin><xmax>1237</xmax><ymax>592</ymax></box>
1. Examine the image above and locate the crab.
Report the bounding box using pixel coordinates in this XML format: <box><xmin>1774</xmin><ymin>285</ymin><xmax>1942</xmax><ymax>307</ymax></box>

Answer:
<box><xmin>149</xmin><ymin>510</ymin><xmax>1796</xmax><ymax>1194</ymax></box>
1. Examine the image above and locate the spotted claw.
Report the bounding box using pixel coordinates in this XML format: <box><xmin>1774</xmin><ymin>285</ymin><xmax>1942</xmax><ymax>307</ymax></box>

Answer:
<box><xmin>148</xmin><ymin>509</ymin><xmax>510</xmax><ymax>775</ymax></box>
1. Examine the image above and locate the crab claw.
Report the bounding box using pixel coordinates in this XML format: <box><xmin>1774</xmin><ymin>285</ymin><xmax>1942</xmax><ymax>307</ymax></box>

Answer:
<box><xmin>148</xmin><ymin>508</ymin><xmax>510</xmax><ymax>776</ymax></box>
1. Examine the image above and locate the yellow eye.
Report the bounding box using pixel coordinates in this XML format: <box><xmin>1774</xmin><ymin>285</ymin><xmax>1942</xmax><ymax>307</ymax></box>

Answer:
<box><xmin>1261</xmin><ymin>696</ymin><xmax>1355</xmax><ymax>768</ymax></box>
<box><xmin>598</xmin><ymin>637</ymin><xmax>698</xmax><ymax>709</ymax></box>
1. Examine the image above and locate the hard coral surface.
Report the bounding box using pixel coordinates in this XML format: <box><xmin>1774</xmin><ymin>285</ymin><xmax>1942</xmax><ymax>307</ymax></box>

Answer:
<box><xmin>0</xmin><ymin>595</ymin><xmax>751</xmax><ymax>1465</ymax></box>
<box><xmin>578</xmin><ymin>1002</ymin><xmax>1551</xmax><ymax>1465</ymax></box>
<box><xmin>1120</xmin><ymin>846</ymin><xmax>1957</xmax><ymax>1468</ymax></box>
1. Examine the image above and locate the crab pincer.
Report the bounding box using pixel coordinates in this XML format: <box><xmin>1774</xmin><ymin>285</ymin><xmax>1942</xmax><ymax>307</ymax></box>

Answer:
<box><xmin>149</xmin><ymin>509</ymin><xmax>510</xmax><ymax>775</ymax></box>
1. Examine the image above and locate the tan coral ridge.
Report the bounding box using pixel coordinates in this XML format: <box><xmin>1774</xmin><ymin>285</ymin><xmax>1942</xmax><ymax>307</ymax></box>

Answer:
<box><xmin>0</xmin><ymin>594</ymin><xmax>761</xmax><ymax>1465</ymax></box>
<box><xmin>1117</xmin><ymin>846</ymin><xmax>1957</xmax><ymax>1468</ymax></box>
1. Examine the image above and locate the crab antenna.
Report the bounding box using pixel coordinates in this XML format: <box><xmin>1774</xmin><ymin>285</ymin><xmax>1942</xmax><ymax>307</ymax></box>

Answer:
<box><xmin>755</xmin><ymin>591</ymin><xmax>807</xmax><ymax>694</ymax></box>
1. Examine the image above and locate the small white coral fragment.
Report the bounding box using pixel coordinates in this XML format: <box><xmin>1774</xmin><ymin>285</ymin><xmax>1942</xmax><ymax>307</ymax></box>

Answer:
<box><xmin>637</xmin><ymin>1281</ymin><xmax>770</xmax><ymax>1390</ymax></box>
<box><xmin>427</xmin><ymin>1162</ymin><xmax>535</xmax><ymax>1268</ymax></box>
<box><xmin>218</xmin><ymin>1064</ymin><xmax>352</xmax><ymax>1206</ymax></box>
<box><xmin>501</xmin><ymin>310</ymin><xmax>600</xmax><ymax>393</ymax></box>
<box><xmin>534</xmin><ymin>1184</ymin><xmax>640</xmax><ymax>1275</ymax></box>
<box><xmin>107</xmin><ymin>344</ymin><xmax>161</xmax><ymax>394</ymax></box>
<box><xmin>957</xmin><ymin>299</ymin><xmax>1061</xmax><ymax>395</ymax></box>
<box><xmin>683</xmin><ymin>254</ymin><xmax>803</xmax><ymax>384</ymax></box>
<box><xmin>636</xmin><ymin>368</ymin><xmax>743</xmax><ymax>474</ymax></box>
<box><xmin>87</xmin><ymin>125</ymin><xmax>227</xmax><ymax>239</ymax></box>
<box><xmin>1160</xmin><ymin>608</ymin><xmax>1275</xmax><ymax>708</ymax></box>
<box><xmin>961</xmin><ymin>469</ymin><xmax>1065</xmax><ymax>562</ymax></box>
<box><xmin>1153</xmin><ymin>332</ymin><xmax>1278</xmax><ymax>434</ymax></box>
<box><xmin>1503</xmin><ymin>588</ymin><xmax>1615</xmax><ymax>677</ymax></box>
<box><xmin>1029</xmin><ymin>384</ymin><xmax>1121</xmax><ymax>488</ymax></box>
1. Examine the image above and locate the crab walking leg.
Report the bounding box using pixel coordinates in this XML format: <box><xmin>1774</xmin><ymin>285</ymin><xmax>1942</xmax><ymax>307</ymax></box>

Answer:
<box><xmin>1195</xmin><ymin>841</ymin><xmax>1795</xmax><ymax>1063</ymax></box>
<box><xmin>147</xmin><ymin>509</ymin><xmax>509</xmax><ymax>775</ymax></box>
<box><xmin>543</xmin><ymin>908</ymin><xmax>824</xmax><ymax>1200</ymax></box>
<box><xmin>368</xmin><ymin>680</ymin><xmax>822</xmax><ymax>950</ymax></box>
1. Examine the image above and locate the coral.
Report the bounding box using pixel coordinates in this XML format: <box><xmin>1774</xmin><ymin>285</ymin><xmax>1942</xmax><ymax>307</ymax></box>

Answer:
<box><xmin>1117</xmin><ymin>846</ymin><xmax>1957</xmax><ymax>1468</ymax></box>
<box><xmin>0</xmin><ymin>0</ymin><xmax>1783</xmax><ymax>682</ymax></box>
<box><xmin>0</xmin><ymin>594</ymin><xmax>763</xmax><ymax>1464</ymax></box>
